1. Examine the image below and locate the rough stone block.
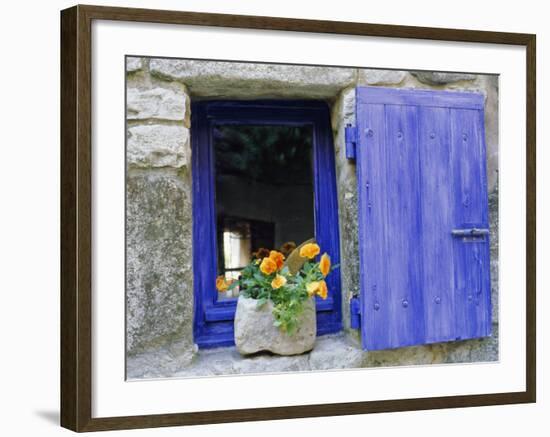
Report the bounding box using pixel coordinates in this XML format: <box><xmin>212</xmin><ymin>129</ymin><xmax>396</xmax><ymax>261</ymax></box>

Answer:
<box><xmin>126</xmin><ymin>57</ymin><xmax>143</xmax><ymax>73</ymax></box>
<box><xmin>483</xmin><ymin>75</ymin><xmax>499</xmax><ymax>193</ymax></box>
<box><xmin>411</xmin><ymin>71</ymin><xmax>476</xmax><ymax>85</ymax></box>
<box><xmin>126</xmin><ymin>172</ymin><xmax>194</xmax><ymax>355</ymax></box>
<box><xmin>489</xmin><ymin>186</ymin><xmax>499</xmax><ymax>324</ymax></box>
<box><xmin>357</xmin><ymin>69</ymin><xmax>406</xmax><ymax>85</ymax></box>
<box><xmin>362</xmin><ymin>343</ymin><xmax>448</xmax><ymax>367</ymax></box>
<box><xmin>150</xmin><ymin>59</ymin><xmax>356</xmax><ymax>99</ymax></box>
<box><xmin>127</xmin><ymin>124</ymin><xmax>190</xmax><ymax>168</ymax></box>
<box><xmin>308</xmin><ymin>335</ymin><xmax>364</xmax><ymax>370</ymax></box>
<box><xmin>127</xmin><ymin>87</ymin><xmax>188</xmax><ymax>121</ymax></box>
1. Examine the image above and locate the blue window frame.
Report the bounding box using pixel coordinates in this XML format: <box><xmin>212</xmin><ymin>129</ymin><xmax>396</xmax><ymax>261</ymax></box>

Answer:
<box><xmin>192</xmin><ymin>100</ymin><xmax>343</xmax><ymax>348</ymax></box>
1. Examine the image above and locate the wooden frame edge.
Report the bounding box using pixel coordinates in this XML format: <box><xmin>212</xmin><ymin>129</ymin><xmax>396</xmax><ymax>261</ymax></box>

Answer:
<box><xmin>79</xmin><ymin>391</ymin><xmax>533</xmax><ymax>432</ymax></box>
<box><xmin>60</xmin><ymin>5</ymin><xmax>78</xmax><ymax>431</ymax></box>
<box><xmin>60</xmin><ymin>4</ymin><xmax>537</xmax><ymax>432</ymax></box>
<box><xmin>525</xmin><ymin>33</ymin><xmax>536</xmax><ymax>404</ymax></box>
<box><xmin>61</xmin><ymin>5</ymin><xmax>93</xmax><ymax>431</ymax></box>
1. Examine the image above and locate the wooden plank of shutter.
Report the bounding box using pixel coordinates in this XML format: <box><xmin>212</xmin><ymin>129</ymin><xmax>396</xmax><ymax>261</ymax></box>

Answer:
<box><xmin>450</xmin><ymin>108</ymin><xmax>492</xmax><ymax>340</ymax></box>
<box><xmin>356</xmin><ymin>102</ymin><xmax>389</xmax><ymax>350</ymax></box>
<box><xmin>382</xmin><ymin>104</ymin><xmax>425</xmax><ymax>348</ymax></box>
<box><xmin>358</xmin><ymin>101</ymin><xmax>426</xmax><ymax>350</ymax></box>
<box><xmin>417</xmin><ymin>106</ymin><xmax>456</xmax><ymax>343</ymax></box>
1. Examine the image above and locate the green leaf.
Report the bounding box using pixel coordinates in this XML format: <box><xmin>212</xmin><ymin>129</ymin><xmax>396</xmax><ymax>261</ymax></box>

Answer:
<box><xmin>227</xmin><ymin>281</ymin><xmax>240</xmax><ymax>290</ymax></box>
<box><xmin>254</xmin><ymin>272</ymin><xmax>267</xmax><ymax>282</ymax></box>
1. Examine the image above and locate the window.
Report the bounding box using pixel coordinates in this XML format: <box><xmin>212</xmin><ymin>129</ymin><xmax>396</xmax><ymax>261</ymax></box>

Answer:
<box><xmin>192</xmin><ymin>100</ymin><xmax>342</xmax><ymax>348</ymax></box>
<box><xmin>354</xmin><ymin>87</ymin><xmax>492</xmax><ymax>350</ymax></box>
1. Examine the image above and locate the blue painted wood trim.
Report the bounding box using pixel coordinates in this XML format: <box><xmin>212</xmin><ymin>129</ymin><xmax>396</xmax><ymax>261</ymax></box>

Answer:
<box><xmin>204</xmin><ymin>297</ymin><xmax>335</xmax><ymax>322</ymax></box>
<box><xmin>357</xmin><ymin>86</ymin><xmax>484</xmax><ymax>109</ymax></box>
<box><xmin>192</xmin><ymin>99</ymin><xmax>342</xmax><ymax>348</ymax></box>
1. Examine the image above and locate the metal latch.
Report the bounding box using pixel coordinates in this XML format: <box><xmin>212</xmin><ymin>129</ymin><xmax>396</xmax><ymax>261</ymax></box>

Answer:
<box><xmin>451</xmin><ymin>228</ymin><xmax>489</xmax><ymax>237</ymax></box>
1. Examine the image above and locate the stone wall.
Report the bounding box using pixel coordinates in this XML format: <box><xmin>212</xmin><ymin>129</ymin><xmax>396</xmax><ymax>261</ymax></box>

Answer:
<box><xmin>125</xmin><ymin>56</ymin><xmax>499</xmax><ymax>377</ymax></box>
<box><xmin>125</xmin><ymin>58</ymin><xmax>195</xmax><ymax>368</ymax></box>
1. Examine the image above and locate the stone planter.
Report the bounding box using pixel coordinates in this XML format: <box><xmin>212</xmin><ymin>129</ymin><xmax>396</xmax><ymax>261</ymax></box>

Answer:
<box><xmin>234</xmin><ymin>295</ymin><xmax>316</xmax><ymax>355</ymax></box>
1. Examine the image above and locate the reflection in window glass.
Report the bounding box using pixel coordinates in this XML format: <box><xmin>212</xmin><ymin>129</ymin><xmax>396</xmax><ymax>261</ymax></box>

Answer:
<box><xmin>223</xmin><ymin>229</ymin><xmax>251</xmax><ymax>276</ymax></box>
<box><xmin>213</xmin><ymin>124</ymin><xmax>314</xmax><ymax>300</ymax></box>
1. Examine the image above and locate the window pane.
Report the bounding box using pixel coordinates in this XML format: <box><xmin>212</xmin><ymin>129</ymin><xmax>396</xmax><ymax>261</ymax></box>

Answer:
<box><xmin>213</xmin><ymin>124</ymin><xmax>314</xmax><ymax>299</ymax></box>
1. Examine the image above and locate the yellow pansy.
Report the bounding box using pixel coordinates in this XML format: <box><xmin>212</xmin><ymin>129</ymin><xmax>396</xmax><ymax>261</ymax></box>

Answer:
<box><xmin>319</xmin><ymin>253</ymin><xmax>331</xmax><ymax>277</ymax></box>
<box><xmin>317</xmin><ymin>280</ymin><xmax>328</xmax><ymax>300</ymax></box>
<box><xmin>271</xmin><ymin>274</ymin><xmax>287</xmax><ymax>289</ymax></box>
<box><xmin>269</xmin><ymin>250</ymin><xmax>285</xmax><ymax>270</ymax></box>
<box><xmin>299</xmin><ymin>243</ymin><xmax>321</xmax><ymax>259</ymax></box>
<box><xmin>306</xmin><ymin>281</ymin><xmax>319</xmax><ymax>297</ymax></box>
<box><xmin>260</xmin><ymin>257</ymin><xmax>278</xmax><ymax>275</ymax></box>
<box><xmin>216</xmin><ymin>275</ymin><xmax>229</xmax><ymax>292</ymax></box>
<box><xmin>306</xmin><ymin>280</ymin><xmax>328</xmax><ymax>299</ymax></box>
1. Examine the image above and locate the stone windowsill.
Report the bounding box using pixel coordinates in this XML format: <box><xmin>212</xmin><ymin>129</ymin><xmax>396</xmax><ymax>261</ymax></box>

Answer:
<box><xmin>126</xmin><ymin>327</ymin><xmax>498</xmax><ymax>380</ymax></box>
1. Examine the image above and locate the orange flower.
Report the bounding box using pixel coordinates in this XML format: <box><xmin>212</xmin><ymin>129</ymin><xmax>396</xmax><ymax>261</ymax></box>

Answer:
<box><xmin>319</xmin><ymin>253</ymin><xmax>331</xmax><ymax>277</ymax></box>
<box><xmin>299</xmin><ymin>243</ymin><xmax>320</xmax><ymax>259</ymax></box>
<box><xmin>280</xmin><ymin>241</ymin><xmax>297</xmax><ymax>257</ymax></box>
<box><xmin>259</xmin><ymin>257</ymin><xmax>277</xmax><ymax>275</ymax></box>
<box><xmin>269</xmin><ymin>250</ymin><xmax>285</xmax><ymax>270</ymax></box>
<box><xmin>216</xmin><ymin>275</ymin><xmax>229</xmax><ymax>292</ymax></box>
<box><xmin>317</xmin><ymin>280</ymin><xmax>328</xmax><ymax>300</ymax></box>
<box><xmin>253</xmin><ymin>248</ymin><xmax>270</xmax><ymax>259</ymax></box>
<box><xmin>271</xmin><ymin>274</ymin><xmax>287</xmax><ymax>289</ymax></box>
<box><xmin>306</xmin><ymin>281</ymin><xmax>319</xmax><ymax>297</ymax></box>
<box><xmin>306</xmin><ymin>280</ymin><xmax>328</xmax><ymax>299</ymax></box>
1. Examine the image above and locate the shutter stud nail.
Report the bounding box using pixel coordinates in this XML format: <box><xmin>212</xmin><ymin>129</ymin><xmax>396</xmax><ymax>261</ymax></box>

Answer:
<box><xmin>402</xmin><ymin>299</ymin><xmax>409</xmax><ymax>308</ymax></box>
<box><xmin>430</xmin><ymin>132</ymin><xmax>436</xmax><ymax>139</ymax></box>
<box><xmin>366</xmin><ymin>128</ymin><xmax>373</xmax><ymax>137</ymax></box>
<box><xmin>397</xmin><ymin>132</ymin><xmax>403</xmax><ymax>139</ymax></box>
<box><xmin>435</xmin><ymin>296</ymin><xmax>441</xmax><ymax>304</ymax></box>
<box><xmin>373</xmin><ymin>302</ymin><xmax>380</xmax><ymax>311</ymax></box>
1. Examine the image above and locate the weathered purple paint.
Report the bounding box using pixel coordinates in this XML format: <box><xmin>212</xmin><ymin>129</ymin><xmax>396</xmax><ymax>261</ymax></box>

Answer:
<box><xmin>192</xmin><ymin>100</ymin><xmax>342</xmax><ymax>349</ymax></box>
<box><xmin>356</xmin><ymin>86</ymin><xmax>491</xmax><ymax>350</ymax></box>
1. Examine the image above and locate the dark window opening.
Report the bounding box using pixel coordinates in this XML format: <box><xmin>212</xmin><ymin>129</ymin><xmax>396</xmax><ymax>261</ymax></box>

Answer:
<box><xmin>213</xmin><ymin>125</ymin><xmax>314</xmax><ymax>299</ymax></box>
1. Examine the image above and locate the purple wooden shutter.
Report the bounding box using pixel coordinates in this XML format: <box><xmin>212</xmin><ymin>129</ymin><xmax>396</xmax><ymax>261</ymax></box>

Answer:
<box><xmin>356</xmin><ymin>87</ymin><xmax>492</xmax><ymax>350</ymax></box>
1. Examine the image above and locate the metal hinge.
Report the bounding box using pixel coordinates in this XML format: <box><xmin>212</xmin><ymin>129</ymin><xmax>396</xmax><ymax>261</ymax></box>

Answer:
<box><xmin>350</xmin><ymin>295</ymin><xmax>361</xmax><ymax>329</ymax></box>
<box><xmin>345</xmin><ymin>124</ymin><xmax>357</xmax><ymax>160</ymax></box>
